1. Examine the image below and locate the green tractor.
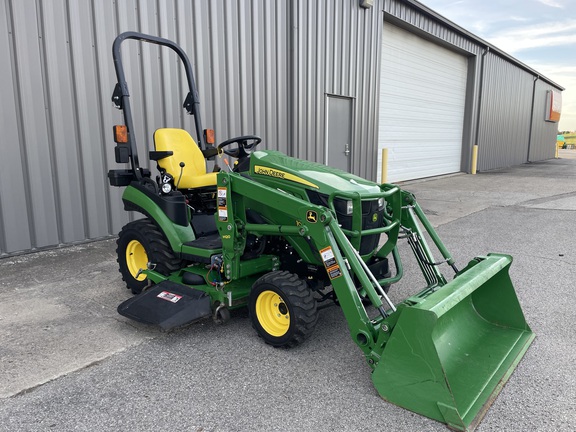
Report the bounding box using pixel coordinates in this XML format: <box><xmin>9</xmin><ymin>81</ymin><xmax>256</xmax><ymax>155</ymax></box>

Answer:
<box><xmin>107</xmin><ymin>32</ymin><xmax>534</xmax><ymax>431</ymax></box>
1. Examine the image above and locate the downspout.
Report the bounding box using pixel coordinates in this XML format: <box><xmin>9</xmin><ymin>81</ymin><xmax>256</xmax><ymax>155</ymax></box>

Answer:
<box><xmin>472</xmin><ymin>47</ymin><xmax>489</xmax><ymax>174</ymax></box>
<box><xmin>526</xmin><ymin>75</ymin><xmax>539</xmax><ymax>162</ymax></box>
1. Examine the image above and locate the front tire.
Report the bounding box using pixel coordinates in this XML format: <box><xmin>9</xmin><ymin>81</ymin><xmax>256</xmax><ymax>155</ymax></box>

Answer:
<box><xmin>249</xmin><ymin>271</ymin><xmax>318</xmax><ymax>348</ymax></box>
<box><xmin>116</xmin><ymin>218</ymin><xmax>183</xmax><ymax>294</ymax></box>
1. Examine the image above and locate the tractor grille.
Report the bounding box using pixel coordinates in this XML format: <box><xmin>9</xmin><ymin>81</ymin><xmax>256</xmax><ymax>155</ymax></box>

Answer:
<box><xmin>307</xmin><ymin>191</ymin><xmax>384</xmax><ymax>255</ymax></box>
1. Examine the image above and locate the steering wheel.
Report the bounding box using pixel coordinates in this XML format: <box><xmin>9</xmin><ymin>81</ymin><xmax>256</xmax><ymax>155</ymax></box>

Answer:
<box><xmin>217</xmin><ymin>135</ymin><xmax>262</xmax><ymax>159</ymax></box>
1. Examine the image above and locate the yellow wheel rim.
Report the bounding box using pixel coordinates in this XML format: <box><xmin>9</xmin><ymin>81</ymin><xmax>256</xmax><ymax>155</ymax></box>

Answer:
<box><xmin>255</xmin><ymin>290</ymin><xmax>290</xmax><ymax>337</ymax></box>
<box><xmin>126</xmin><ymin>239</ymin><xmax>148</xmax><ymax>281</ymax></box>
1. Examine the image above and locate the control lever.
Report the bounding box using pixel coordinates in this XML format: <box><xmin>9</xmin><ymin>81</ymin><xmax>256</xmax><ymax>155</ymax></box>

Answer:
<box><xmin>175</xmin><ymin>162</ymin><xmax>185</xmax><ymax>189</ymax></box>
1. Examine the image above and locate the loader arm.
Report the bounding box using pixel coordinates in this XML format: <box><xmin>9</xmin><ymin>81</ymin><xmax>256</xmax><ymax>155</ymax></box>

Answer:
<box><xmin>217</xmin><ymin>170</ymin><xmax>534</xmax><ymax>431</ymax></box>
<box><xmin>215</xmin><ymin>170</ymin><xmax>461</xmax><ymax>360</ymax></box>
<box><xmin>215</xmin><ymin>171</ymin><xmax>399</xmax><ymax>347</ymax></box>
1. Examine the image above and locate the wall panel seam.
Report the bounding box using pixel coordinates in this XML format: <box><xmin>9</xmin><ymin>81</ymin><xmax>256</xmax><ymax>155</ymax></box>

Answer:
<box><xmin>65</xmin><ymin>0</ymin><xmax>91</xmax><ymax>239</ymax></box>
<box><xmin>8</xmin><ymin>0</ymin><xmax>37</xmax><ymax>249</ymax></box>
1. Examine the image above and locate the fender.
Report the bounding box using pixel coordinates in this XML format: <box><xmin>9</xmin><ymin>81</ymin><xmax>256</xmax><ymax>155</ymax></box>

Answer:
<box><xmin>122</xmin><ymin>183</ymin><xmax>195</xmax><ymax>252</ymax></box>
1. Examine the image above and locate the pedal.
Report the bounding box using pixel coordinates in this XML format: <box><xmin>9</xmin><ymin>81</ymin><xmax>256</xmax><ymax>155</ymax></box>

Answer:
<box><xmin>117</xmin><ymin>280</ymin><xmax>212</xmax><ymax>331</ymax></box>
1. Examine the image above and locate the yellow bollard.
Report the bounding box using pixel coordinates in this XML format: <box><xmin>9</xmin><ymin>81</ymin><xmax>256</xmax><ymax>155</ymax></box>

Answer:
<box><xmin>471</xmin><ymin>145</ymin><xmax>478</xmax><ymax>175</ymax></box>
<box><xmin>381</xmin><ymin>148</ymin><xmax>388</xmax><ymax>184</ymax></box>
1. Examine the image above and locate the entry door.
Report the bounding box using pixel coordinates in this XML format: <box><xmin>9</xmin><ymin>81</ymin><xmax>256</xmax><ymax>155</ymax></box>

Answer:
<box><xmin>326</xmin><ymin>95</ymin><xmax>353</xmax><ymax>172</ymax></box>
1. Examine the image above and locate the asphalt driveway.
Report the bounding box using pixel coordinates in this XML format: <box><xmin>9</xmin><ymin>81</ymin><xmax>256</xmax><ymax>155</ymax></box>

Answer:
<box><xmin>1</xmin><ymin>150</ymin><xmax>575</xmax><ymax>431</ymax></box>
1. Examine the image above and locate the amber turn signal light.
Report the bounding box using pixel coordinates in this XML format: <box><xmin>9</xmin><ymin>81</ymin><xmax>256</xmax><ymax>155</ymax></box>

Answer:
<box><xmin>204</xmin><ymin>128</ymin><xmax>215</xmax><ymax>145</ymax></box>
<box><xmin>113</xmin><ymin>125</ymin><xmax>128</xmax><ymax>143</ymax></box>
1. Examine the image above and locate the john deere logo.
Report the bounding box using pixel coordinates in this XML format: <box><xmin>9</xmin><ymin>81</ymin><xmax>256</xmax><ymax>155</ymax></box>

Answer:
<box><xmin>306</xmin><ymin>211</ymin><xmax>318</xmax><ymax>223</ymax></box>
<box><xmin>253</xmin><ymin>165</ymin><xmax>319</xmax><ymax>189</ymax></box>
<box><xmin>372</xmin><ymin>213</ymin><xmax>378</xmax><ymax>223</ymax></box>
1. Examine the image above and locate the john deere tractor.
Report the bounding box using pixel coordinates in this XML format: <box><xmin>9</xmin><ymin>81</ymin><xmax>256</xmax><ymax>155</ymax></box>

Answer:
<box><xmin>107</xmin><ymin>32</ymin><xmax>534</xmax><ymax>431</ymax></box>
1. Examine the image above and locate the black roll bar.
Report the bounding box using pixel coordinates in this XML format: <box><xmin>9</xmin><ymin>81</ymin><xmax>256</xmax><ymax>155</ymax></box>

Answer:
<box><xmin>111</xmin><ymin>31</ymin><xmax>206</xmax><ymax>179</ymax></box>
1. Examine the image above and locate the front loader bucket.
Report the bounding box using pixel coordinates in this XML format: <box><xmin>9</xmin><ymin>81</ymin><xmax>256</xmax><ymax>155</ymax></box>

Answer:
<box><xmin>372</xmin><ymin>253</ymin><xmax>534</xmax><ymax>431</ymax></box>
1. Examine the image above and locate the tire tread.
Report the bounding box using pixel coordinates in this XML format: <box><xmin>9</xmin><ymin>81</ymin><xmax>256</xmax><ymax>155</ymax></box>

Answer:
<box><xmin>116</xmin><ymin>218</ymin><xmax>183</xmax><ymax>294</ymax></box>
<box><xmin>250</xmin><ymin>271</ymin><xmax>318</xmax><ymax>348</ymax></box>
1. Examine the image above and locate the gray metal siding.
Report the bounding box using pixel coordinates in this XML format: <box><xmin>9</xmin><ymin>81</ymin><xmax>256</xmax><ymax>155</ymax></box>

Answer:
<box><xmin>0</xmin><ymin>0</ymin><xmax>381</xmax><ymax>256</ymax></box>
<box><xmin>0</xmin><ymin>1</ymin><xmax>31</xmax><ymax>254</ymax></box>
<box><xmin>0</xmin><ymin>0</ymin><xmax>562</xmax><ymax>256</ymax></box>
<box><xmin>3</xmin><ymin>0</ymin><xmax>60</xmax><ymax>253</ymax></box>
<box><xmin>529</xmin><ymin>80</ymin><xmax>559</xmax><ymax>162</ymax></box>
<box><xmin>384</xmin><ymin>0</ymin><xmax>481</xmax><ymax>55</ymax></box>
<box><xmin>477</xmin><ymin>53</ymin><xmax>535</xmax><ymax>171</ymax></box>
<box><xmin>0</xmin><ymin>0</ymin><xmax>292</xmax><ymax>256</ymax></box>
<box><xmin>290</xmin><ymin>0</ymin><xmax>383</xmax><ymax>179</ymax></box>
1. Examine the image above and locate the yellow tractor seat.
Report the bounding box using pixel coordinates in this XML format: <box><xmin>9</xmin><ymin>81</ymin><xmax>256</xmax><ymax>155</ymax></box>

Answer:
<box><xmin>153</xmin><ymin>128</ymin><xmax>217</xmax><ymax>189</ymax></box>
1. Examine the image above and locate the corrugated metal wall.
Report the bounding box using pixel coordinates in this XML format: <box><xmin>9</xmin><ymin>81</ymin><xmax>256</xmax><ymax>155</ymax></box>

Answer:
<box><xmin>476</xmin><ymin>52</ymin><xmax>535</xmax><ymax>170</ymax></box>
<box><xmin>384</xmin><ymin>0</ymin><xmax>481</xmax><ymax>54</ymax></box>
<box><xmin>290</xmin><ymin>0</ymin><xmax>383</xmax><ymax>179</ymax></box>
<box><xmin>0</xmin><ymin>0</ymin><xmax>562</xmax><ymax>256</ymax></box>
<box><xmin>529</xmin><ymin>79</ymin><xmax>559</xmax><ymax>162</ymax></box>
<box><xmin>0</xmin><ymin>0</ymin><xmax>292</xmax><ymax>256</ymax></box>
<box><xmin>0</xmin><ymin>0</ymin><xmax>383</xmax><ymax>256</ymax></box>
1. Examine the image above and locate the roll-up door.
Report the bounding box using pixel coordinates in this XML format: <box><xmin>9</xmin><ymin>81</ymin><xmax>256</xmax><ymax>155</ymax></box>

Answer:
<box><xmin>378</xmin><ymin>24</ymin><xmax>468</xmax><ymax>182</ymax></box>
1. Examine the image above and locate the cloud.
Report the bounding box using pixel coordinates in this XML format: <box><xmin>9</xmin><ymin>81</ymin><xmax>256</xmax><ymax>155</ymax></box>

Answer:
<box><xmin>510</xmin><ymin>16</ymin><xmax>531</xmax><ymax>22</ymax></box>
<box><xmin>536</xmin><ymin>0</ymin><xmax>564</xmax><ymax>8</ymax></box>
<box><xmin>487</xmin><ymin>20</ymin><xmax>576</xmax><ymax>52</ymax></box>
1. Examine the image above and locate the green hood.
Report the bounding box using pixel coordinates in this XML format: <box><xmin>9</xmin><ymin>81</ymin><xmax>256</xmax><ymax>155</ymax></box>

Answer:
<box><xmin>250</xmin><ymin>150</ymin><xmax>381</xmax><ymax>194</ymax></box>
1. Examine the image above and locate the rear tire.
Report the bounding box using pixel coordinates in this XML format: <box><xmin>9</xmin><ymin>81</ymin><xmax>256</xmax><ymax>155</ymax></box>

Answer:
<box><xmin>249</xmin><ymin>271</ymin><xmax>318</xmax><ymax>348</ymax></box>
<box><xmin>116</xmin><ymin>218</ymin><xmax>183</xmax><ymax>294</ymax></box>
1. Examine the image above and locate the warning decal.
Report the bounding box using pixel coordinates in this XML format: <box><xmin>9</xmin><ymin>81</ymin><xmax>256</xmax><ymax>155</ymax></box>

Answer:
<box><xmin>218</xmin><ymin>187</ymin><xmax>227</xmax><ymax>207</ymax></box>
<box><xmin>157</xmin><ymin>291</ymin><xmax>182</xmax><ymax>303</ymax></box>
<box><xmin>327</xmin><ymin>265</ymin><xmax>342</xmax><ymax>279</ymax></box>
<box><xmin>320</xmin><ymin>247</ymin><xmax>337</xmax><ymax>268</ymax></box>
<box><xmin>218</xmin><ymin>187</ymin><xmax>228</xmax><ymax>221</ymax></box>
<box><xmin>320</xmin><ymin>247</ymin><xmax>342</xmax><ymax>280</ymax></box>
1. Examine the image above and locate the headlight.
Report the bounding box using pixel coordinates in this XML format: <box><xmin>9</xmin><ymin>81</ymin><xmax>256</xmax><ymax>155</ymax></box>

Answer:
<box><xmin>346</xmin><ymin>200</ymin><xmax>353</xmax><ymax>215</ymax></box>
<box><xmin>377</xmin><ymin>197</ymin><xmax>385</xmax><ymax>209</ymax></box>
<box><xmin>333</xmin><ymin>199</ymin><xmax>354</xmax><ymax>215</ymax></box>
<box><xmin>161</xmin><ymin>183</ymin><xmax>172</xmax><ymax>194</ymax></box>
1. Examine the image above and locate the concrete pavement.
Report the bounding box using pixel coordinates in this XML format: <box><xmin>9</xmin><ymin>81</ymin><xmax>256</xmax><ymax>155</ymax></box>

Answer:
<box><xmin>1</xmin><ymin>150</ymin><xmax>575</xmax><ymax>431</ymax></box>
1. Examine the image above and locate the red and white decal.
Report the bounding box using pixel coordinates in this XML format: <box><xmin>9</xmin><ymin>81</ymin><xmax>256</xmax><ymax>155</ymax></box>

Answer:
<box><xmin>157</xmin><ymin>291</ymin><xmax>182</xmax><ymax>303</ymax></box>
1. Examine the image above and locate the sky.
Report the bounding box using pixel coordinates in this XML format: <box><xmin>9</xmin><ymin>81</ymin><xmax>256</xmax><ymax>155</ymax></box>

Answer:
<box><xmin>420</xmin><ymin>0</ymin><xmax>576</xmax><ymax>132</ymax></box>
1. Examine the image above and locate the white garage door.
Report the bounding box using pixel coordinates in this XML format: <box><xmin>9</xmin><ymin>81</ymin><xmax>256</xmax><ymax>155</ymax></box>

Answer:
<box><xmin>378</xmin><ymin>24</ymin><xmax>468</xmax><ymax>182</ymax></box>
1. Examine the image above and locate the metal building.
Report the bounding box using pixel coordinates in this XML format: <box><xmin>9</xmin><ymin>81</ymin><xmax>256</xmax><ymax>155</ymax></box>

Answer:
<box><xmin>0</xmin><ymin>0</ymin><xmax>563</xmax><ymax>256</ymax></box>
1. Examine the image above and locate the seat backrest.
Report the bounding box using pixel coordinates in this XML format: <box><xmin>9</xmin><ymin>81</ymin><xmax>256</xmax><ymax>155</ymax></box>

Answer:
<box><xmin>153</xmin><ymin>128</ymin><xmax>206</xmax><ymax>181</ymax></box>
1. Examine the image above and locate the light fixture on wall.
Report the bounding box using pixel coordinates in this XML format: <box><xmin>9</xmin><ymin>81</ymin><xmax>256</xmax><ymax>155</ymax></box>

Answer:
<box><xmin>360</xmin><ymin>0</ymin><xmax>374</xmax><ymax>8</ymax></box>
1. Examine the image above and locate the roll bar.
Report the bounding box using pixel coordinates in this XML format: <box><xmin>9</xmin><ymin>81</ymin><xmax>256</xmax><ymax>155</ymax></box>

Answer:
<box><xmin>111</xmin><ymin>31</ymin><xmax>206</xmax><ymax>179</ymax></box>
